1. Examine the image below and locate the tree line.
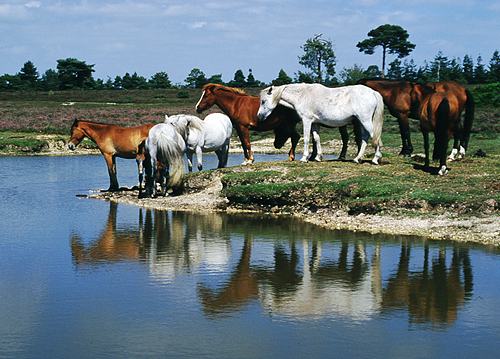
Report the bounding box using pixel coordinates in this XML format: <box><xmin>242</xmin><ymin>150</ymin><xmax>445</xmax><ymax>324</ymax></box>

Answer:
<box><xmin>1</xmin><ymin>24</ymin><xmax>499</xmax><ymax>91</ymax></box>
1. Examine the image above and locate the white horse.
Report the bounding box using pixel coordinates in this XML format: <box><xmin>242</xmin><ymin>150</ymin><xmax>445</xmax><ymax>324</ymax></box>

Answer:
<box><xmin>165</xmin><ymin>113</ymin><xmax>232</xmax><ymax>171</ymax></box>
<box><xmin>144</xmin><ymin>122</ymin><xmax>186</xmax><ymax>197</ymax></box>
<box><xmin>257</xmin><ymin>83</ymin><xmax>384</xmax><ymax>164</ymax></box>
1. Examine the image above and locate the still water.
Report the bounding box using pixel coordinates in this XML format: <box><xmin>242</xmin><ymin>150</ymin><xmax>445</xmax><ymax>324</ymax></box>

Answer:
<box><xmin>0</xmin><ymin>154</ymin><xmax>499</xmax><ymax>359</ymax></box>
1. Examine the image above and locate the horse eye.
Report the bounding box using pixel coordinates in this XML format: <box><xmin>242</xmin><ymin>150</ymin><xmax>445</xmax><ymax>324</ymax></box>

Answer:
<box><xmin>261</xmin><ymin>100</ymin><xmax>265</xmax><ymax>105</ymax></box>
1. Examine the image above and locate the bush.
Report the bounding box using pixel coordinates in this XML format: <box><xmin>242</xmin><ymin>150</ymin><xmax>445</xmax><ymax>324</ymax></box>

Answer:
<box><xmin>176</xmin><ymin>90</ymin><xmax>189</xmax><ymax>98</ymax></box>
<box><xmin>470</xmin><ymin>83</ymin><xmax>500</xmax><ymax>107</ymax></box>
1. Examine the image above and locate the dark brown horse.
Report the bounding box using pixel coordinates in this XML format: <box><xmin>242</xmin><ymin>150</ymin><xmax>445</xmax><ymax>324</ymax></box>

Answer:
<box><xmin>68</xmin><ymin>119</ymin><xmax>155</xmax><ymax>191</ymax></box>
<box><xmin>195</xmin><ymin>83</ymin><xmax>351</xmax><ymax>163</ymax></box>
<box><xmin>358</xmin><ymin>79</ymin><xmax>474</xmax><ymax>159</ymax></box>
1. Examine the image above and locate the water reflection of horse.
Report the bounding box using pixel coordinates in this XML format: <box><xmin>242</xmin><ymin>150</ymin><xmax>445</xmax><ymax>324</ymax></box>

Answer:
<box><xmin>382</xmin><ymin>242</ymin><xmax>473</xmax><ymax>326</ymax></box>
<box><xmin>70</xmin><ymin>203</ymin><xmax>231</xmax><ymax>281</ymax></box>
<box><xmin>358</xmin><ymin>79</ymin><xmax>474</xmax><ymax>162</ymax></box>
<box><xmin>70</xmin><ymin>202</ymin><xmax>143</xmax><ymax>264</ymax></box>
<box><xmin>197</xmin><ymin>238</ymin><xmax>381</xmax><ymax>319</ymax></box>
<box><xmin>197</xmin><ymin>238</ymin><xmax>473</xmax><ymax>325</ymax></box>
<box><xmin>68</xmin><ymin>119</ymin><xmax>154</xmax><ymax>191</ymax></box>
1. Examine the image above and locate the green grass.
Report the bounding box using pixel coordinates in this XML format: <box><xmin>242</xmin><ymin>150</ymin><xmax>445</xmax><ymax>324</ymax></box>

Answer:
<box><xmin>218</xmin><ymin>134</ymin><xmax>499</xmax><ymax>215</ymax></box>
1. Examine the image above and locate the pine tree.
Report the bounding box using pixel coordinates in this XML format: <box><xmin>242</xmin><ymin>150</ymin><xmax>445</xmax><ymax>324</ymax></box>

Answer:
<box><xmin>272</xmin><ymin>69</ymin><xmax>293</xmax><ymax>86</ymax></box>
<box><xmin>229</xmin><ymin>69</ymin><xmax>246</xmax><ymax>87</ymax></box>
<box><xmin>246</xmin><ymin>69</ymin><xmax>257</xmax><ymax>87</ymax></box>
<box><xmin>386</xmin><ymin>59</ymin><xmax>403</xmax><ymax>79</ymax></box>
<box><xmin>488</xmin><ymin>50</ymin><xmax>500</xmax><ymax>82</ymax></box>
<box><xmin>474</xmin><ymin>55</ymin><xmax>488</xmax><ymax>84</ymax></box>
<box><xmin>19</xmin><ymin>61</ymin><xmax>39</xmax><ymax>89</ymax></box>
<box><xmin>462</xmin><ymin>55</ymin><xmax>474</xmax><ymax>84</ymax></box>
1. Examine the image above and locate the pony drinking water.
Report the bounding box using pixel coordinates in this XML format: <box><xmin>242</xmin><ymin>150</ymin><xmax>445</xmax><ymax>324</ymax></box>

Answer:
<box><xmin>257</xmin><ymin>83</ymin><xmax>384</xmax><ymax>164</ymax></box>
<box><xmin>166</xmin><ymin>113</ymin><xmax>233</xmax><ymax>171</ymax></box>
<box><xmin>68</xmin><ymin>119</ymin><xmax>154</xmax><ymax>192</ymax></box>
<box><xmin>144</xmin><ymin>122</ymin><xmax>186</xmax><ymax>197</ymax></box>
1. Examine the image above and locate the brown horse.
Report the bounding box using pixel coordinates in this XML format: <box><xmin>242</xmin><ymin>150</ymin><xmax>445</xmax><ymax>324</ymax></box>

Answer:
<box><xmin>426</xmin><ymin>81</ymin><xmax>474</xmax><ymax>160</ymax></box>
<box><xmin>413</xmin><ymin>83</ymin><xmax>461</xmax><ymax>175</ymax></box>
<box><xmin>358</xmin><ymin>79</ymin><xmax>474</xmax><ymax>159</ymax></box>
<box><xmin>68</xmin><ymin>119</ymin><xmax>155</xmax><ymax>191</ymax></box>
<box><xmin>195</xmin><ymin>83</ymin><xmax>352</xmax><ymax>163</ymax></box>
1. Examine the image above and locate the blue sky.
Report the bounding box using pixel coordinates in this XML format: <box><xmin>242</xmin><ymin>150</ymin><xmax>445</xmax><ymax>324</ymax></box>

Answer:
<box><xmin>1</xmin><ymin>0</ymin><xmax>499</xmax><ymax>84</ymax></box>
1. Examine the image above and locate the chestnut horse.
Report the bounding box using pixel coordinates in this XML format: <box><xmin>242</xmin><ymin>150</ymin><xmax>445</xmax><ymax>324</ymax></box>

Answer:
<box><xmin>358</xmin><ymin>79</ymin><xmax>474</xmax><ymax>159</ymax></box>
<box><xmin>195</xmin><ymin>83</ymin><xmax>351</xmax><ymax>164</ymax></box>
<box><xmin>426</xmin><ymin>81</ymin><xmax>474</xmax><ymax>160</ymax></box>
<box><xmin>68</xmin><ymin>119</ymin><xmax>154</xmax><ymax>191</ymax></box>
<box><xmin>413</xmin><ymin>83</ymin><xmax>461</xmax><ymax>175</ymax></box>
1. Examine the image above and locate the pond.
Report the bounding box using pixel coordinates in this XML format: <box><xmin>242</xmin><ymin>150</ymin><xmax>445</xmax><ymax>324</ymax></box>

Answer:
<box><xmin>0</xmin><ymin>154</ymin><xmax>499</xmax><ymax>358</ymax></box>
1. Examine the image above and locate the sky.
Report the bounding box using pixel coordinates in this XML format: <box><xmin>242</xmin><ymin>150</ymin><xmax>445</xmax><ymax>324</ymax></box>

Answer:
<box><xmin>1</xmin><ymin>0</ymin><xmax>499</xmax><ymax>84</ymax></box>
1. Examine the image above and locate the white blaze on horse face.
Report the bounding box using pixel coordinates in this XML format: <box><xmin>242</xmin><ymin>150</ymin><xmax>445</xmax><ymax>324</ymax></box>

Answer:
<box><xmin>195</xmin><ymin>91</ymin><xmax>205</xmax><ymax>111</ymax></box>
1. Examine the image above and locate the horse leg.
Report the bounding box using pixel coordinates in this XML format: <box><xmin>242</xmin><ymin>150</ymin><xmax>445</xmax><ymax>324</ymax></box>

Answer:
<box><xmin>196</xmin><ymin>146</ymin><xmax>203</xmax><ymax>171</ymax></box>
<box><xmin>338</xmin><ymin>125</ymin><xmax>349</xmax><ymax>160</ymax></box>
<box><xmin>398</xmin><ymin>114</ymin><xmax>413</xmax><ymax>156</ymax></box>
<box><xmin>422</xmin><ymin>130</ymin><xmax>430</xmax><ymax>168</ymax></box>
<box><xmin>437</xmin><ymin>131</ymin><xmax>450</xmax><ymax>176</ymax></box>
<box><xmin>300</xmin><ymin>118</ymin><xmax>313</xmax><ymax>162</ymax></box>
<box><xmin>310</xmin><ymin>124</ymin><xmax>322</xmax><ymax>161</ymax></box>
<box><xmin>104</xmin><ymin>153</ymin><xmax>119</xmax><ymax>191</ymax></box>
<box><xmin>147</xmin><ymin>148</ymin><xmax>157</xmax><ymax>198</ymax></box>
<box><xmin>186</xmin><ymin>150</ymin><xmax>194</xmax><ymax>172</ymax></box>
<box><xmin>448</xmin><ymin>134</ymin><xmax>460</xmax><ymax>161</ymax></box>
<box><xmin>221</xmin><ymin>142</ymin><xmax>230</xmax><ymax>168</ymax></box>
<box><xmin>236</xmin><ymin>126</ymin><xmax>253</xmax><ymax>165</ymax></box>
<box><xmin>353</xmin><ymin>120</ymin><xmax>370</xmax><ymax>164</ymax></box>
<box><xmin>288</xmin><ymin>129</ymin><xmax>300</xmax><ymax>161</ymax></box>
<box><xmin>136</xmin><ymin>156</ymin><xmax>144</xmax><ymax>193</ymax></box>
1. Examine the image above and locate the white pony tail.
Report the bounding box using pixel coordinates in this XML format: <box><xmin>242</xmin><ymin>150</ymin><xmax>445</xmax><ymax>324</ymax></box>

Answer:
<box><xmin>371</xmin><ymin>92</ymin><xmax>384</xmax><ymax>147</ymax></box>
<box><xmin>157</xmin><ymin>134</ymin><xmax>185</xmax><ymax>188</ymax></box>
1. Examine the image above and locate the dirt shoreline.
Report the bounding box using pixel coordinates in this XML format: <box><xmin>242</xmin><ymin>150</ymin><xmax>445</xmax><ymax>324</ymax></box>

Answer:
<box><xmin>86</xmin><ymin>171</ymin><xmax>499</xmax><ymax>247</ymax></box>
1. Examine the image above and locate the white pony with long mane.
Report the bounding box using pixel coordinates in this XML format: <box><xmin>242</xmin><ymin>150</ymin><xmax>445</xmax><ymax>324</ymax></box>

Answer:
<box><xmin>144</xmin><ymin>122</ymin><xmax>186</xmax><ymax>197</ymax></box>
<box><xmin>165</xmin><ymin>113</ymin><xmax>232</xmax><ymax>171</ymax></box>
<box><xmin>257</xmin><ymin>83</ymin><xmax>384</xmax><ymax>164</ymax></box>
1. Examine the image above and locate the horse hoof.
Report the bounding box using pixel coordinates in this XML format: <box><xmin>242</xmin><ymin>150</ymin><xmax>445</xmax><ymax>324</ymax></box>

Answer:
<box><xmin>371</xmin><ymin>159</ymin><xmax>379</xmax><ymax>165</ymax></box>
<box><xmin>299</xmin><ymin>157</ymin><xmax>308</xmax><ymax>163</ymax></box>
<box><xmin>353</xmin><ymin>158</ymin><xmax>360</xmax><ymax>164</ymax></box>
<box><xmin>438</xmin><ymin>166</ymin><xmax>449</xmax><ymax>176</ymax></box>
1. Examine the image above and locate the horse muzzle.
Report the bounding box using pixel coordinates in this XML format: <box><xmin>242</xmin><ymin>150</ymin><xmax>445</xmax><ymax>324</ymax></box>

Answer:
<box><xmin>195</xmin><ymin>106</ymin><xmax>203</xmax><ymax>114</ymax></box>
<box><xmin>67</xmin><ymin>143</ymin><xmax>76</xmax><ymax>151</ymax></box>
<box><xmin>257</xmin><ymin>110</ymin><xmax>266</xmax><ymax>121</ymax></box>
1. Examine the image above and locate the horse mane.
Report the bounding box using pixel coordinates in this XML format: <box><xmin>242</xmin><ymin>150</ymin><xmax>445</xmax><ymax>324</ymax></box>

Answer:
<box><xmin>167</xmin><ymin>115</ymin><xmax>203</xmax><ymax>141</ymax></box>
<box><xmin>187</xmin><ymin>115</ymin><xmax>204</xmax><ymax>133</ymax></box>
<box><xmin>202</xmin><ymin>83</ymin><xmax>247</xmax><ymax>95</ymax></box>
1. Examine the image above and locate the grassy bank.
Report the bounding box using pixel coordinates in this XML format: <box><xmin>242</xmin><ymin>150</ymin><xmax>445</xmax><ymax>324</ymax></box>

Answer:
<box><xmin>215</xmin><ymin>134</ymin><xmax>499</xmax><ymax>216</ymax></box>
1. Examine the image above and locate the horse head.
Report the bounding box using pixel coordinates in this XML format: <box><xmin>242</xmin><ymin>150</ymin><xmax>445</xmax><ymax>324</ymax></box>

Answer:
<box><xmin>68</xmin><ymin>118</ymin><xmax>85</xmax><ymax>150</ymax></box>
<box><xmin>195</xmin><ymin>84</ymin><xmax>218</xmax><ymax>113</ymax></box>
<box><xmin>257</xmin><ymin>85</ymin><xmax>284</xmax><ymax>121</ymax></box>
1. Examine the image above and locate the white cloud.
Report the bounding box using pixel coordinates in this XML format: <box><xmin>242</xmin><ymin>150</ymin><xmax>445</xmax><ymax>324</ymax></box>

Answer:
<box><xmin>0</xmin><ymin>4</ymin><xmax>28</xmax><ymax>18</ymax></box>
<box><xmin>190</xmin><ymin>21</ymin><xmax>207</xmax><ymax>29</ymax></box>
<box><xmin>25</xmin><ymin>1</ymin><xmax>41</xmax><ymax>9</ymax></box>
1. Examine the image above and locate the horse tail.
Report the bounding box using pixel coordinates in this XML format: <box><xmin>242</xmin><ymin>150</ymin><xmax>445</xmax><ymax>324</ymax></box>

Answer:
<box><xmin>157</xmin><ymin>133</ymin><xmax>185</xmax><ymax>189</ymax></box>
<box><xmin>435</xmin><ymin>97</ymin><xmax>451</xmax><ymax>162</ymax></box>
<box><xmin>463</xmin><ymin>89</ymin><xmax>475</xmax><ymax>151</ymax></box>
<box><xmin>371</xmin><ymin>91</ymin><xmax>384</xmax><ymax>147</ymax></box>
